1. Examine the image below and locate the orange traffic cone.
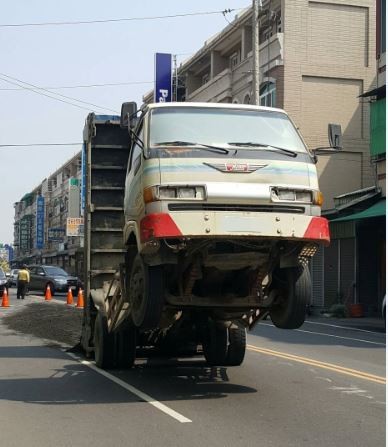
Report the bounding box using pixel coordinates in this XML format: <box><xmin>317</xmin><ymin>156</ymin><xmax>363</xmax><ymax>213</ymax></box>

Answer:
<box><xmin>66</xmin><ymin>287</ymin><xmax>74</xmax><ymax>305</ymax></box>
<box><xmin>1</xmin><ymin>288</ymin><xmax>9</xmax><ymax>307</ymax></box>
<box><xmin>45</xmin><ymin>284</ymin><xmax>52</xmax><ymax>301</ymax></box>
<box><xmin>76</xmin><ymin>288</ymin><xmax>84</xmax><ymax>308</ymax></box>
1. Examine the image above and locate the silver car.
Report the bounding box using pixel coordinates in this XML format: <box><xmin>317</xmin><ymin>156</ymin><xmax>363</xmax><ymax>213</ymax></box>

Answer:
<box><xmin>9</xmin><ymin>269</ymin><xmax>19</xmax><ymax>287</ymax></box>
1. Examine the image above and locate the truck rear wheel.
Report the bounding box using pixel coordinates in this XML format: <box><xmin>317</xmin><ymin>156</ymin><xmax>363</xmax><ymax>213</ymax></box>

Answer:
<box><xmin>226</xmin><ymin>327</ymin><xmax>246</xmax><ymax>366</ymax></box>
<box><xmin>269</xmin><ymin>266</ymin><xmax>311</xmax><ymax>329</ymax></box>
<box><xmin>202</xmin><ymin>324</ymin><xmax>246</xmax><ymax>366</ymax></box>
<box><xmin>115</xmin><ymin>325</ymin><xmax>137</xmax><ymax>368</ymax></box>
<box><xmin>94</xmin><ymin>313</ymin><xmax>116</xmax><ymax>369</ymax></box>
<box><xmin>129</xmin><ymin>254</ymin><xmax>164</xmax><ymax>330</ymax></box>
<box><xmin>202</xmin><ymin>323</ymin><xmax>228</xmax><ymax>366</ymax></box>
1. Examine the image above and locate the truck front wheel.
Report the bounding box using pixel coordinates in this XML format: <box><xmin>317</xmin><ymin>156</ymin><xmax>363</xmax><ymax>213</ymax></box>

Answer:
<box><xmin>129</xmin><ymin>254</ymin><xmax>164</xmax><ymax>330</ymax></box>
<box><xmin>269</xmin><ymin>266</ymin><xmax>311</xmax><ymax>329</ymax></box>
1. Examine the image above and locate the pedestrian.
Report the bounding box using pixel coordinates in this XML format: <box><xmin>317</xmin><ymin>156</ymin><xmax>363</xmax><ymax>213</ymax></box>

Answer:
<box><xmin>17</xmin><ymin>265</ymin><xmax>30</xmax><ymax>300</ymax></box>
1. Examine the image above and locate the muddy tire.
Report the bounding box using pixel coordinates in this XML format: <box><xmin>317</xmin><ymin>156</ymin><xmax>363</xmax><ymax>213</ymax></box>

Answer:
<box><xmin>94</xmin><ymin>313</ymin><xmax>116</xmax><ymax>369</ymax></box>
<box><xmin>129</xmin><ymin>254</ymin><xmax>164</xmax><ymax>330</ymax></box>
<box><xmin>269</xmin><ymin>266</ymin><xmax>311</xmax><ymax>329</ymax></box>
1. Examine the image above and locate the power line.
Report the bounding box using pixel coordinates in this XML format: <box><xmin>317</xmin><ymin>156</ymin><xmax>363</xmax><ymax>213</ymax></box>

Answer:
<box><xmin>0</xmin><ymin>73</ymin><xmax>119</xmax><ymax>113</ymax></box>
<box><xmin>0</xmin><ymin>143</ymin><xmax>82</xmax><ymax>148</ymax></box>
<box><xmin>0</xmin><ymin>9</ymin><xmax>235</xmax><ymax>28</ymax></box>
<box><xmin>0</xmin><ymin>76</ymin><xmax>96</xmax><ymax>112</ymax></box>
<box><xmin>0</xmin><ymin>80</ymin><xmax>154</xmax><ymax>91</ymax></box>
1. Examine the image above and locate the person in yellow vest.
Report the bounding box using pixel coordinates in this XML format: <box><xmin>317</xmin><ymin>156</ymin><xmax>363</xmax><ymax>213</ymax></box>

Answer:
<box><xmin>17</xmin><ymin>265</ymin><xmax>30</xmax><ymax>300</ymax></box>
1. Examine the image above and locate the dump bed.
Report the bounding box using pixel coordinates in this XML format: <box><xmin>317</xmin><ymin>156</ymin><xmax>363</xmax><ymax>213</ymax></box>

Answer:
<box><xmin>83</xmin><ymin>114</ymin><xmax>130</xmax><ymax>301</ymax></box>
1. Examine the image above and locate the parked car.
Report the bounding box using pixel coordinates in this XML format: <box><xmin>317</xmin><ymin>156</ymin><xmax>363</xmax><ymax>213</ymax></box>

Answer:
<box><xmin>8</xmin><ymin>269</ymin><xmax>19</xmax><ymax>287</ymax></box>
<box><xmin>0</xmin><ymin>268</ymin><xmax>9</xmax><ymax>295</ymax></box>
<box><xmin>27</xmin><ymin>265</ymin><xmax>82</xmax><ymax>296</ymax></box>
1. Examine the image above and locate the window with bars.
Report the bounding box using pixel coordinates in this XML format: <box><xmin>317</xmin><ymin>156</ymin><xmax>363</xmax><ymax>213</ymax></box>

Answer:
<box><xmin>260</xmin><ymin>82</ymin><xmax>276</xmax><ymax>107</ymax></box>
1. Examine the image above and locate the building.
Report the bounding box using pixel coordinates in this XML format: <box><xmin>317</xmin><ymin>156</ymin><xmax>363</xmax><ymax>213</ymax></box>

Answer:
<box><xmin>323</xmin><ymin>0</ymin><xmax>385</xmax><ymax>316</ymax></box>
<box><xmin>13</xmin><ymin>152</ymin><xmax>84</xmax><ymax>277</ymax></box>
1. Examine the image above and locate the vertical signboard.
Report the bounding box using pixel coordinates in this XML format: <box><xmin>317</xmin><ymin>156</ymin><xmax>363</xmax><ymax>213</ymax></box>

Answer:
<box><xmin>68</xmin><ymin>178</ymin><xmax>80</xmax><ymax>218</ymax></box>
<box><xmin>154</xmin><ymin>53</ymin><xmax>172</xmax><ymax>103</ymax></box>
<box><xmin>80</xmin><ymin>143</ymin><xmax>86</xmax><ymax>217</ymax></box>
<box><xmin>19</xmin><ymin>216</ymin><xmax>32</xmax><ymax>251</ymax></box>
<box><xmin>36</xmin><ymin>196</ymin><xmax>45</xmax><ymax>249</ymax></box>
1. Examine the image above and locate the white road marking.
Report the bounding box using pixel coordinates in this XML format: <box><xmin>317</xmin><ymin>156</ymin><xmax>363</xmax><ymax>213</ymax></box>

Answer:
<box><xmin>305</xmin><ymin>320</ymin><xmax>383</xmax><ymax>335</ymax></box>
<box><xmin>66</xmin><ymin>352</ymin><xmax>192</xmax><ymax>424</ymax></box>
<box><xmin>258</xmin><ymin>323</ymin><xmax>385</xmax><ymax>346</ymax></box>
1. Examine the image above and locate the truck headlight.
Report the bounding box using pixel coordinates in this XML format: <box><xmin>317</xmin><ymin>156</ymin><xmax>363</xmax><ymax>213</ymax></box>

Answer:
<box><xmin>144</xmin><ymin>185</ymin><xmax>206</xmax><ymax>203</ymax></box>
<box><xmin>271</xmin><ymin>188</ymin><xmax>313</xmax><ymax>203</ymax></box>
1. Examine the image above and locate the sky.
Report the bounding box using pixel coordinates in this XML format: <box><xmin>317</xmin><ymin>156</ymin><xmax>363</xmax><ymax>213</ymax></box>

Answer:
<box><xmin>0</xmin><ymin>0</ymin><xmax>250</xmax><ymax>244</ymax></box>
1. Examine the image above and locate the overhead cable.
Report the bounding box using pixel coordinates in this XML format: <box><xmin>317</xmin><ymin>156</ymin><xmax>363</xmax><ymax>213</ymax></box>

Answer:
<box><xmin>0</xmin><ymin>73</ymin><xmax>119</xmax><ymax>113</ymax></box>
<box><xmin>0</xmin><ymin>143</ymin><xmax>82</xmax><ymax>148</ymax></box>
<box><xmin>0</xmin><ymin>80</ymin><xmax>153</xmax><ymax>91</ymax></box>
<box><xmin>0</xmin><ymin>9</ymin><xmax>235</xmax><ymax>28</ymax></box>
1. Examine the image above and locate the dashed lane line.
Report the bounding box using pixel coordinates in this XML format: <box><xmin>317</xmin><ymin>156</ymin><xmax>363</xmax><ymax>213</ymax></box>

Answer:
<box><xmin>247</xmin><ymin>344</ymin><xmax>386</xmax><ymax>385</ymax></box>
<box><xmin>66</xmin><ymin>352</ymin><xmax>192</xmax><ymax>424</ymax></box>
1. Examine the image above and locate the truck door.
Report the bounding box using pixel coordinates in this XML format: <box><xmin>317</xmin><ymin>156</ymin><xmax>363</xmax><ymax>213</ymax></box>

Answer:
<box><xmin>124</xmin><ymin>123</ymin><xmax>144</xmax><ymax>220</ymax></box>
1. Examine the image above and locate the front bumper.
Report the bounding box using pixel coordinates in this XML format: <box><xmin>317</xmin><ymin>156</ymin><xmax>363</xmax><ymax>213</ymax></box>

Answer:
<box><xmin>140</xmin><ymin>212</ymin><xmax>330</xmax><ymax>245</ymax></box>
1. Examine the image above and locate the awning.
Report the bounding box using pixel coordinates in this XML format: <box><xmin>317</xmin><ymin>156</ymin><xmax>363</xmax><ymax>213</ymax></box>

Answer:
<box><xmin>358</xmin><ymin>85</ymin><xmax>386</xmax><ymax>99</ymax></box>
<box><xmin>331</xmin><ymin>199</ymin><xmax>386</xmax><ymax>222</ymax></box>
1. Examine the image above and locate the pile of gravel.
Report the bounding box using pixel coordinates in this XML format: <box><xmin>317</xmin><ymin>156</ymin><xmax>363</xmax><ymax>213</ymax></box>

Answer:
<box><xmin>3</xmin><ymin>302</ymin><xmax>83</xmax><ymax>347</ymax></box>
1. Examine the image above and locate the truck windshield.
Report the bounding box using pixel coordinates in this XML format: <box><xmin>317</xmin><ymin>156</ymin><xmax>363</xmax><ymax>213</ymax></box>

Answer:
<box><xmin>149</xmin><ymin>107</ymin><xmax>307</xmax><ymax>154</ymax></box>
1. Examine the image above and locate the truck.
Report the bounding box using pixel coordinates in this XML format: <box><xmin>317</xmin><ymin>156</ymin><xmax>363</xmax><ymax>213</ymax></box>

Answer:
<box><xmin>80</xmin><ymin>102</ymin><xmax>335</xmax><ymax>369</ymax></box>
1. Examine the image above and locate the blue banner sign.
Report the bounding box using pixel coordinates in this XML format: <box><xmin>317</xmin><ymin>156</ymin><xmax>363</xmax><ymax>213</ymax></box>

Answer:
<box><xmin>154</xmin><ymin>53</ymin><xmax>172</xmax><ymax>103</ymax></box>
<box><xmin>47</xmin><ymin>227</ymin><xmax>65</xmax><ymax>242</ymax></box>
<box><xmin>36</xmin><ymin>196</ymin><xmax>45</xmax><ymax>249</ymax></box>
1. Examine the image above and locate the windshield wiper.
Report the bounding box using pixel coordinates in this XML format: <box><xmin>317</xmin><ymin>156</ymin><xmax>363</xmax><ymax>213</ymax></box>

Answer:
<box><xmin>227</xmin><ymin>142</ymin><xmax>298</xmax><ymax>158</ymax></box>
<box><xmin>154</xmin><ymin>140</ymin><xmax>229</xmax><ymax>155</ymax></box>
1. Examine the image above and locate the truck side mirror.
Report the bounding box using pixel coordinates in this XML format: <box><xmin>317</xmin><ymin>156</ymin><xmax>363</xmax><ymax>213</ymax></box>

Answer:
<box><xmin>120</xmin><ymin>102</ymin><xmax>138</xmax><ymax>129</ymax></box>
<box><xmin>328</xmin><ymin>123</ymin><xmax>342</xmax><ymax>150</ymax></box>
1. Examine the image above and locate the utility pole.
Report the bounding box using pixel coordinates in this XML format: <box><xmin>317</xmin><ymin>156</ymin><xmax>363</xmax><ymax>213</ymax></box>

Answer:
<box><xmin>173</xmin><ymin>54</ymin><xmax>178</xmax><ymax>102</ymax></box>
<box><xmin>252</xmin><ymin>0</ymin><xmax>261</xmax><ymax>105</ymax></box>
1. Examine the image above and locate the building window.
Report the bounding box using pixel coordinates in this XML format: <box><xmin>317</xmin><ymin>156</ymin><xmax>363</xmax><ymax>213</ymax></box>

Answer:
<box><xmin>229</xmin><ymin>52</ymin><xmax>240</xmax><ymax>70</ymax></box>
<box><xmin>243</xmin><ymin>94</ymin><xmax>251</xmax><ymax>104</ymax></box>
<box><xmin>260</xmin><ymin>82</ymin><xmax>276</xmax><ymax>107</ymax></box>
<box><xmin>276</xmin><ymin>16</ymin><xmax>282</xmax><ymax>33</ymax></box>
<box><xmin>263</xmin><ymin>27</ymin><xmax>273</xmax><ymax>41</ymax></box>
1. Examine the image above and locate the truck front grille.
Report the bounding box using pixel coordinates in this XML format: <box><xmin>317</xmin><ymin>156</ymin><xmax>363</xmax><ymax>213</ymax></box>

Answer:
<box><xmin>168</xmin><ymin>203</ymin><xmax>305</xmax><ymax>213</ymax></box>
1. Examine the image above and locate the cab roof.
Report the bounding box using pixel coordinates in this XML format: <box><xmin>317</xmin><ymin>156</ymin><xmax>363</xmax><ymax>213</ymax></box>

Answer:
<box><xmin>145</xmin><ymin>102</ymin><xmax>287</xmax><ymax>115</ymax></box>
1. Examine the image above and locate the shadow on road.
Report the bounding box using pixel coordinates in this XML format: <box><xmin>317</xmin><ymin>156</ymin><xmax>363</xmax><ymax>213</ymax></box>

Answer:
<box><xmin>0</xmin><ymin>346</ymin><xmax>257</xmax><ymax>405</ymax></box>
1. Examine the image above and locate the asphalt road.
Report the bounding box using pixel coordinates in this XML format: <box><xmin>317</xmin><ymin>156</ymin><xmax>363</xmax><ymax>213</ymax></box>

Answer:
<box><xmin>0</xmin><ymin>288</ymin><xmax>385</xmax><ymax>447</ymax></box>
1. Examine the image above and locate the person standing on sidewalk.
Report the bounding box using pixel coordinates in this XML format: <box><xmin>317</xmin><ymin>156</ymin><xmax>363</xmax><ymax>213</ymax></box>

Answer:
<box><xmin>17</xmin><ymin>265</ymin><xmax>30</xmax><ymax>300</ymax></box>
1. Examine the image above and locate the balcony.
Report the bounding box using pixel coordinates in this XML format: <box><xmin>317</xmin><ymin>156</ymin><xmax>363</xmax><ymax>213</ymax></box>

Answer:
<box><xmin>188</xmin><ymin>68</ymin><xmax>232</xmax><ymax>103</ymax></box>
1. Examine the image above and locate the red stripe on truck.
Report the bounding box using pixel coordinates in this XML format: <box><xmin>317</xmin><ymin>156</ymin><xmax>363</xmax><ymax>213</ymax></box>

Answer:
<box><xmin>140</xmin><ymin>213</ymin><xmax>182</xmax><ymax>242</ymax></box>
<box><xmin>303</xmin><ymin>217</ymin><xmax>330</xmax><ymax>245</ymax></box>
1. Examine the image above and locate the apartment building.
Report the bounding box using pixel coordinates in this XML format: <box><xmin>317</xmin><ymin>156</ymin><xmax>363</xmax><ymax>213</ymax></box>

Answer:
<box><xmin>13</xmin><ymin>152</ymin><xmax>83</xmax><ymax>276</ymax></box>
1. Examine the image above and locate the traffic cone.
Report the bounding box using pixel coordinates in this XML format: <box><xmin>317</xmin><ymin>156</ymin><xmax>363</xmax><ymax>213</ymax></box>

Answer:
<box><xmin>76</xmin><ymin>288</ymin><xmax>84</xmax><ymax>308</ymax></box>
<box><xmin>66</xmin><ymin>287</ymin><xmax>74</xmax><ymax>305</ymax></box>
<box><xmin>45</xmin><ymin>284</ymin><xmax>52</xmax><ymax>301</ymax></box>
<box><xmin>1</xmin><ymin>288</ymin><xmax>9</xmax><ymax>307</ymax></box>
